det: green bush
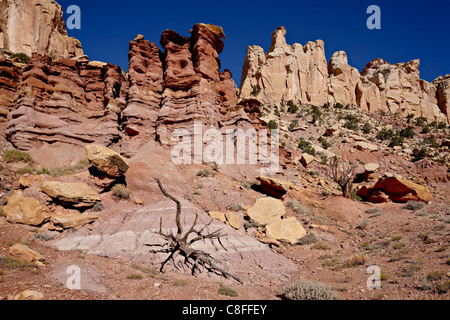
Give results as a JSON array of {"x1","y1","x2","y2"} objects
[
  {"x1": 283, "y1": 279, "x2": 340, "y2": 300},
  {"x1": 218, "y1": 285, "x2": 238, "y2": 297},
  {"x1": 399, "y1": 127, "x2": 415, "y2": 139},
  {"x1": 361, "y1": 122, "x2": 372, "y2": 134},
  {"x1": 298, "y1": 138, "x2": 316, "y2": 156},
  {"x1": 16, "y1": 166, "x2": 34, "y2": 175},
  {"x1": 376, "y1": 128, "x2": 395, "y2": 141},
  {"x1": 268, "y1": 120, "x2": 278, "y2": 130},
  {"x1": 197, "y1": 169, "x2": 214, "y2": 178},
  {"x1": 4, "y1": 149, "x2": 33, "y2": 163},
  {"x1": 287, "y1": 101, "x2": 299, "y2": 114},
  {"x1": 10, "y1": 53, "x2": 30, "y2": 64},
  {"x1": 388, "y1": 134, "x2": 404, "y2": 148}
]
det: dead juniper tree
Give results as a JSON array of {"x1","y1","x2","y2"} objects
[
  {"x1": 146, "y1": 178, "x2": 242, "y2": 284},
  {"x1": 329, "y1": 156, "x2": 355, "y2": 199}
]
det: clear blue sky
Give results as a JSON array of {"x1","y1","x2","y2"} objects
[{"x1": 59, "y1": 0, "x2": 450, "y2": 85}]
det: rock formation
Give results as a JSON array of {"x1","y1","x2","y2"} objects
[
  {"x1": 5, "y1": 54, "x2": 127, "y2": 151},
  {"x1": 0, "y1": 0, "x2": 83, "y2": 59},
  {"x1": 0, "y1": 59, "x2": 21, "y2": 114},
  {"x1": 327, "y1": 51, "x2": 360, "y2": 107},
  {"x1": 357, "y1": 58, "x2": 447, "y2": 122},
  {"x1": 156, "y1": 24, "x2": 251, "y2": 147},
  {"x1": 433, "y1": 75, "x2": 450, "y2": 123},
  {"x1": 240, "y1": 27, "x2": 328, "y2": 107},
  {"x1": 239, "y1": 27, "x2": 450, "y2": 124}
]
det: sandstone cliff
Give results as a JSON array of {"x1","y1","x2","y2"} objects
[
  {"x1": 240, "y1": 27, "x2": 449, "y2": 124},
  {"x1": 240, "y1": 27, "x2": 328, "y2": 107},
  {"x1": 0, "y1": 0, "x2": 83, "y2": 59},
  {"x1": 3, "y1": 24, "x2": 252, "y2": 160}
]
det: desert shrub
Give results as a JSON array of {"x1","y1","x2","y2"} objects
[
  {"x1": 313, "y1": 241, "x2": 331, "y2": 250},
  {"x1": 361, "y1": 122, "x2": 372, "y2": 134},
  {"x1": 4, "y1": 149, "x2": 33, "y2": 163},
  {"x1": 343, "y1": 254, "x2": 367, "y2": 268},
  {"x1": 365, "y1": 207, "x2": 380, "y2": 214},
  {"x1": 414, "y1": 117, "x2": 428, "y2": 127},
  {"x1": 334, "y1": 103, "x2": 344, "y2": 109},
  {"x1": 196, "y1": 169, "x2": 214, "y2": 178},
  {"x1": 268, "y1": 120, "x2": 278, "y2": 131},
  {"x1": 423, "y1": 136, "x2": 440, "y2": 148},
  {"x1": 92, "y1": 202, "x2": 105, "y2": 212},
  {"x1": 126, "y1": 273, "x2": 143, "y2": 280},
  {"x1": 37, "y1": 167, "x2": 51, "y2": 175},
  {"x1": 298, "y1": 233, "x2": 318, "y2": 245},
  {"x1": 318, "y1": 136, "x2": 331, "y2": 150},
  {"x1": 298, "y1": 138, "x2": 316, "y2": 156},
  {"x1": 251, "y1": 86, "x2": 260, "y2": 96},
  {"x1": 10, "y1": 53, "x2": 30, "y2": 64},
  {"x1": 344, "y1": 114, "x2": 360, "y2": 130},
  {"x1": 15, "y1": 166, "x2": 34, "y2": 175},
  {"x1": 403, "y1": 201, "x2": 425, "y2": 211},
  {"x1": 356, "y1": 220, "x2": 369, "y2": 230},
  {"x1": 311, "y1": 106, "x2": 322, "y2": 124},
  {"x1": 426, "y1": 271, "x2": 444, "y2": 282},
  {"x1": 288, "y1": 120, "x2": 299, "y2": 131},
  {"x1": 376, "y1": 128, "x2": 395, "y2": 141},
  {"x1": 287, "y1": 101, "x2": 299, "y2": 114},
  {"x1": 226, "y1": 204, "x2": 242, "y2": 211},
  {"x1": 283, "y1": 279, "x2": 340, "y2": 300},
  {"x1": 111, "y1": 184, "x2": 131, "y2": 200},
  {"x1": 218, "y1": 285, "x2": 238, "y2": 297},
  {"x1": 388, "y1": 134, "x2": 404, "y2": 148},
  {"x1": 402, "y1": 256, "x2": 423, "y2": 277},
  {"x1": 437, "y1": 281, "x2": 450, "y2": 294},
  {"x1": 399, "y1": 126, "x2": 415, "y2": 139}
]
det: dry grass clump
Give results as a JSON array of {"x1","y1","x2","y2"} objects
[
  {"x1": 111, "y1": 184, "x2": 131, "y2": 200},
  {"x1": 283, "y1": 279, "x2": 340, "y2": 300}
]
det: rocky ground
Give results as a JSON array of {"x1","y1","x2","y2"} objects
[{"x1": 1, "y1": 103, "x2": 449, "y2": 301}]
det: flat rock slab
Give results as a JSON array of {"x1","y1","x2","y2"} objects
[{"x1": 53, "y1": 199, "x2": 297, "y2": 284}]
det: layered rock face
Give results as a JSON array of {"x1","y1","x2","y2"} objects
[
  {"x1": 5, "y1": 53, "x2": 127, "y2": 150},
  {"x1": 357, "y1": 59, "x2": 447, "y2": 122},
  {"x1": 240, "y1": 27, "x2": 449, "y2": 123},
  {"x1": 433, "y1": 75, "x2": 450, "y2": 123},
  {"x1": 327, "y1": 51, "x2": 360, "y2": 107},
  {"x1": 0, "y1": 59, "x2": 21, "y2": 114},
  {"x1": 240, "y1": 27, "x2": 328, "y2": 107},
  {"x1": 156, "y1": 24, "x2": 251, "y2": 146},
  {"x1": 0, "y1": 0, "x2": 83, "y2": 59}
]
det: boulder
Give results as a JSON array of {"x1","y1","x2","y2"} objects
[
  {"x1": 225, "y1": 212, "x2": 241, "y2": 230},
  {"x1": 364, "y1": 163, "x2": 380, "y2": 172},
  {"x1": 51, "y1": 212, "x2": 98, "y2": 229},
  {"x1": 2, "y1": 191, "x2": 50, "y2": 226},
  {"x1": 14, "y1": 290, "x2": 44, "y2": 301},
  {"x1": 265, "y1": 217, "x2": 307, "y2": 245},
  {"x1": 357, "y1": 177, "x2": 433, "y2": 204},
  {"x1": 245, "y1": 197, "x2": 285, "y2": 226},
  {"x1": 355, "y1": 141, "x2": 378, "y2": 152},
  {"x1": 301, "y1": 154, "x2": 316, "y2": 168},
  {"x1": 85, "y1": 144, "x2": 129, "y2": 177},
  {"x1": 257, "y1": 176, "x2": 292, "y2": 198},
  {"x1": 9, "y1": 244, "x2": 44, "y2": 263},
  {"x1": 40, "y1": 181, "x2": 101, "y2": 208}
]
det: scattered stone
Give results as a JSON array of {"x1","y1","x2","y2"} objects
[
  {"x1": 14, "y1": 290, "x2": 44, "y2": 301},
  {"x1": 208, "y1": 211, "x2": 227, "y2": 223},
  {"x1": 41, "y1": 181, "x2": 101, "y2": 208},
  {"x1": 355, "y1": 141, "x2": 378, "y2": 152},
  {"x1": 364, "y1": 163, "x2": 380, "y2": 172},
  {"x1": 225, "y1": 212, "x2": 241, "y2": 230},
  {"x1": 357, "y1": 177, "x2": 433, "y2": 203},
  {"x1": 2, "y1": 191, "x2": 51, "y2": 226},
  {"x1": 301, "y1": 154, "x2": 316, "y2": 168},
  {"x1": 85, "y1": 144, "x2": 129, "y2": 178},
  {"x1": 246, "y1": 197, "x2": 285, "y2": 226},
  {"x1": 257, "y1": 176, "x2": 292, "y2": 198},
  {"x1": 51, "y1": 212, "x2": 98, "y2": 229},
  {"x1": 265, "y1": 217, "x2": 307, "y2": 245},
  {"x1": 9, "y1": 244, "x2": 44, "y2": 263}
]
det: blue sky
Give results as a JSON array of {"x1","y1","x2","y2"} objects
[{"x1": 59, "y1": 0, "x2": 450, "y2": 85}]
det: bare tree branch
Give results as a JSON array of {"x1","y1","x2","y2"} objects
[{"x1": 147, "y1": 178, "x2": 242, "y2": 284}]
